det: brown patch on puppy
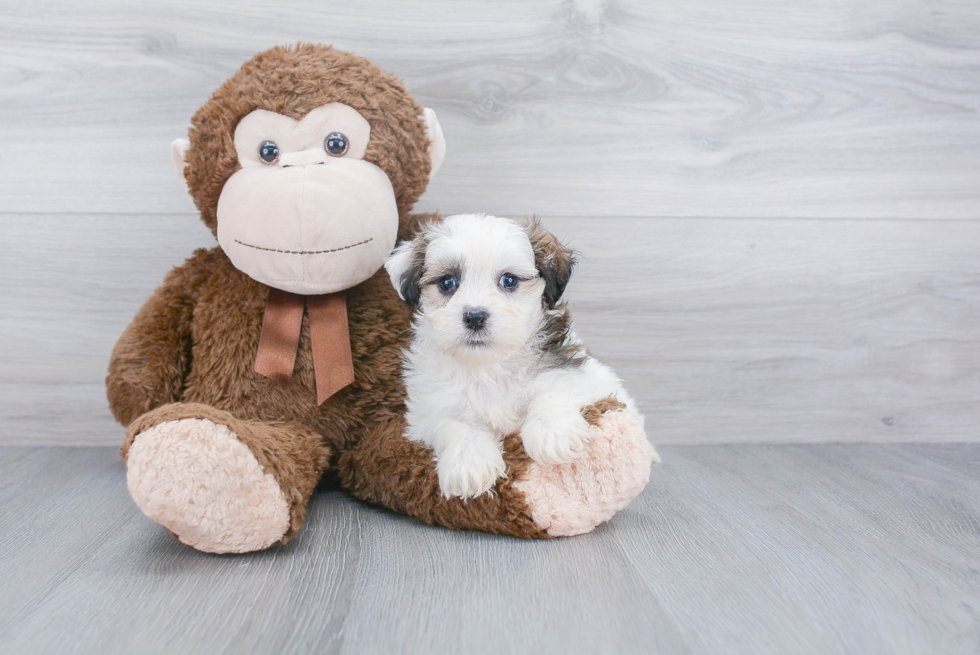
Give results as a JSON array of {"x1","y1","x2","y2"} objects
[
  {"x1": 536, "y1": 303, "x2": 588, "y2": 369},
  {"x1": 391, "y1": 214, "x2": 445, "y2": 309},
  {"x1": 397, "y1": 244, "x2": 427, "y2": 310},
  {"x1": 523, "y1": 217, "x2": 576, "y2": 308}
]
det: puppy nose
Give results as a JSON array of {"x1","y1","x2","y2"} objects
[{"x1": 463, "y1": 308, "x2": 489, "y2": 332}]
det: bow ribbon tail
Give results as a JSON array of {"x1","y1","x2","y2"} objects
[
  {"x1": 254, "y1": 288, "x2": 306, "y2": 386},
  {"x1": 308, "y1": 291, "x2": 355, "y2": 405}
]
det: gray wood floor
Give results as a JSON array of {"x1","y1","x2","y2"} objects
[{"x1": 1, "y1": 444, "x2": 978, "y2": 655}]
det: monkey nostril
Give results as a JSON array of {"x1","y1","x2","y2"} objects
[{"x1": 462, "y1": 309, "x2": 489, "y2": 332}]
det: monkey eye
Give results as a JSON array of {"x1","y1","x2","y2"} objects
[
  {"x1": 498, "y1": 273, "x2": 519, "y2": 291},
  {"x1": 437, "y1": 275, "x2": 458, "y2": 295},
  {"x1": 258, "y1": 141, "x2": 280, "y2": 165},
  {"x1": 324, "y1": 132, "x2": 349, "y2": 157}
]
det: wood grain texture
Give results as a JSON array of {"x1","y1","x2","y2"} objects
[
  {"x1": 1, "y1": 0, "x2": 979, "y2": 218},
  {"x1": 2, "y1": 213, "x2": 978, "y2": 446},
  {"x1": 618, "y1": 443, "x2": 980, "y2": 654},
  {"x1": 552, "y1": 216, "x2": 980, "y2": 444},
  {"x1": 3, "y1": 6, "x2": 978, "y2": 653},
  {"x1": 0, "y1": 214, "x2": 215, "y2": 445},
  {"x1": 0, "y1": 444, "x2": 977, "y2": 654}
]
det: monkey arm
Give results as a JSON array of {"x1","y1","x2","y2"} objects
[
  {"x1": 106, "y1": 248, "x2": 219, "y2": 426},
  {"x1": 336, "y1": 399, "x2": 654, "y2": 539},
  {"x1": 336, "y1": 415, "x2": 550, "y2": 539}
]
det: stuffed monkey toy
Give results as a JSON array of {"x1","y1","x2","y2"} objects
[{"x1": 107, "y1": 44, "x2": 654, "y2": 553}]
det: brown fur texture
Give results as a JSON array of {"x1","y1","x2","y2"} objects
[
  {"x1": 122, "y1": 402, "x2": 330, "y2": 543},
  {"x1": 536, "y1": 303, "x2": 589, "y2": 369},
  {"x1": 337, "y1": 418, "x2": 549, "y2": 539},
  {"x1": 107, "y1": 45, "x2": 632, "y2": 548},
  {"x1": 582, "y1": 397, "x2": 628, "y2": 426},
  {"x1": 183, "y1": 44, "x2": 432, "y2": 240}
]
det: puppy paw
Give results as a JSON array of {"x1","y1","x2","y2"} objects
[
  {"x1": 521, "y1": 404, "x2": 592, "y2": 465},
  {"x1": 436, "y1": 434, "x2": 506, "y2": 500}
]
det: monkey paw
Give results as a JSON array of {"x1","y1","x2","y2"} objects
[
  {"x1": 514, "y1": 400, "x2": 658, "y2": 537},
  {"x1": 126, "y1": 418, "x2": 291, "y2": 554}
]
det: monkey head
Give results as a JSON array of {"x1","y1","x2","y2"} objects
[{"x1": 171, "y1": 45, "x2": 446, "y2": 294}]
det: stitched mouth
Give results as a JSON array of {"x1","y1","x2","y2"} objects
[{"x1": 234, "y1": 238, "x2": 373, "y2": 255}]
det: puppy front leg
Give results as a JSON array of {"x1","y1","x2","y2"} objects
[
  {"x1": 522, "y1": 359, "x2": 637, "y2": 465},
  {"x1": 521, "y1": 392, "x2": 593, "y2": 465},
  {"x1": 433, "y1": 419, "x2": 506, "y2": 500}
]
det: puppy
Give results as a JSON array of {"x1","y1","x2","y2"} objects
[{"x1": 385, "y1": 213, "x2": 655, "y2": 500}]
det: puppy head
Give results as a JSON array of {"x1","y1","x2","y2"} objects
[{"x1": 385, "y1": 213, "x2": 575, "y2": 366}]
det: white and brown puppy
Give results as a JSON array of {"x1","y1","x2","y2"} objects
[{"x1": 385, "y1": 213, "x2": 653, "y2": 500}]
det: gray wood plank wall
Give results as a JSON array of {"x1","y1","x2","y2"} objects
[{"x1": 2, "y1": 0, "x2": 978, "y2": 445}]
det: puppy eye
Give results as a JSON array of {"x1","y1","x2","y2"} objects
[
  {"x1": 324, "y1": 132, "x2": 349, "y2": 157},
  {"x1": 258, "y1": 141, "x2": 280, "y2": 165},
  {"x1": 437, "y1": 275, "x2": 458, "y2": 295},
  {"x1": 498, "y1": 273, "x2": 519, "y2": 291}
]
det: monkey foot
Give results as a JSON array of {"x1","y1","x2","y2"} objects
[
  {"x1": 126, "y1": 418, "x2": 291, "y2": 554},
  {"x1": 514, "y1": 400, "x2": 658, "y2": 537}
]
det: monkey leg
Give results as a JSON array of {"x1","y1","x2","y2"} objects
[
  {"x1": 337, "y1": 398, "x2": 656, "y2": 538},
  {"x1": 121, "y1": 403, "x2": 330, "y2": 554}
]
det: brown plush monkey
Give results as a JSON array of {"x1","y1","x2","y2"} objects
[{"x1": 107, "y1": 44, "x2": 654, "y2": 553}]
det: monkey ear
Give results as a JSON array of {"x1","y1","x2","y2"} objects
[
  {"x1": 385, "y1": 239, "x2": 425, "y2": 309},
  {"x1": 421, "y1": 108, "x2": 446, "y2": 179},
  {"x1": 171, "y1": 138, "x2": 191, "y2": 193},
  {"x1": 524, "y1": 218, "x2": 577, "y2": 308}
]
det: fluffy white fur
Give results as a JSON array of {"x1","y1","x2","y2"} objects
[{"x1": 386, "y1": 213, "x2": 647, "y2": 500}]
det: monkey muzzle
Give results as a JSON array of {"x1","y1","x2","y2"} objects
[{"x1": 216, "y1": 157, "x2": 399, "y2": 295}]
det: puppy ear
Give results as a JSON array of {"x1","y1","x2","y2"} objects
[
  {"x1": 385, "y1": 238, "x2": 425, "y2": 309},
  {"x1": 523, "y1": 217, "x2": 576, "y2": 308}
]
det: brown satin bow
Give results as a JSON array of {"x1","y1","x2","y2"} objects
[{"x1": 253, "y1": 288, "x2": 355, "y2": 405}]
